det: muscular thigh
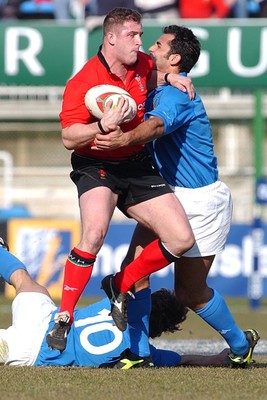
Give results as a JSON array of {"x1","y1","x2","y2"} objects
[{"x1": 127, "y1": 192, "x2": 192, "y2": 246}]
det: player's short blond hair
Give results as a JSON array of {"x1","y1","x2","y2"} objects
[{"x1": 103, "y1": 7, "x2": 142, "y2": 36}]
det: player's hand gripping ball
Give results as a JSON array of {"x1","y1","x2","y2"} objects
[{"x1": 85, "y1": 84, "x2": 137, "y2": 123}]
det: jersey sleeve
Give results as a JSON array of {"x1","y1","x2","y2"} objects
[
  {"x1": 145, "y1": 86, "x2": 192, "y2": 135},
  {"x1": 150, "y1": 344, "x2": 182, "y2": 367},
  {"x1": 59, "y1": 79, "x2": 93, "y2": 128}
]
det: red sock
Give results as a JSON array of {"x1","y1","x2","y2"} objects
[
  {"x1": 114, "y1": 239, "x2": 178, "y2": 293},
  {"x1": 59, "y1": 247, "x2": 95, "y2": 323}
]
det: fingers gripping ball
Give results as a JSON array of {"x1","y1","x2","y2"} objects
[{"x1": 85, "y1": 84, "x2": 137, "y2": 123}]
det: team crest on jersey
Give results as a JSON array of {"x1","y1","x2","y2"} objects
[
  {"x1": 135, "y1": 74, "x2": 145, "y2": 92},
  {"x1": 98, "y1": 169, "x2": 106, "y2": 179}
]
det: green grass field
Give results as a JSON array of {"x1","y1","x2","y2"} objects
[{"x1": 1, "y1": 295, "x2": 267, "y2": 400}]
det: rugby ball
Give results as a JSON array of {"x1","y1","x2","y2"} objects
[{"x1": 84, "y1": 84, "x2": 137, "y2": 123}]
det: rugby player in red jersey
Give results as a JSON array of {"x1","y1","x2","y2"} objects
[{"x1": 46, "y1": 7, "x2": 195, "y2": 352}]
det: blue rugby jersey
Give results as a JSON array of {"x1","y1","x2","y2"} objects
[
  {"x1": 34, "y1": 294, "x2": 182, "y2": 367},
  {"x1": 145, "y1": 73, "x2": 218, "y2": 188},
  {"x1": 34, "y1": 298, "x2": 129, "y2": 367}
]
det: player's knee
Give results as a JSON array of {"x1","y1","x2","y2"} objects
[
  {"x1": 178, "y1": 229, "x2": 195, "y2": 255},
  {"x1": 168, "y1": 230, "x2": 195, "y2": 257},
  {"x1": 176, "y1": 285, "x2": 212, "y2": 310},
  {"x1": 184, "y1": 230, "x2": 195, "y2": 252},
  {"x1": 80, "y1": 228, "x2": 106, "y2": 251}
]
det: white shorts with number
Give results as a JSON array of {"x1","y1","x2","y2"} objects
[
  {"x1": 171, "y1": 181, "x2": 233, "y2": 257},
  {"x1": 3, "y1": 292, "x2": 56, "y2": 366}
]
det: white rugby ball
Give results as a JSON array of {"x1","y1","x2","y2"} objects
[{"x1": 84, "y1": 84, "x2": 137, "y2": 123}]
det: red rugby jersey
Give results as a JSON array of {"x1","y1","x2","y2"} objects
[{"x1": 60, "y1": 50, "x2": 153, "y2": 160}]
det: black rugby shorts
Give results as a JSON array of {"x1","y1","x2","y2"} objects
[{"x1": 70, "y1": 151, "x2": 172, "y2": 215}]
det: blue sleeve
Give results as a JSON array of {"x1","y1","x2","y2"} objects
[
  {"x1": 145, "y1": 87, "x2": 192, "y2": 135},
  {"x1": 150, "y1": 344, "x2": 182, "y2": 367},
  {"x1": 0, "y1": 246, "x2": 27, "y2": 284}
]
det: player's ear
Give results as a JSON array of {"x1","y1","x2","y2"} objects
[
  {"x1": 169, "y1": 54, "x2": 181, "y2": 67},
  {"x1": 107, "y1": 31, "x2": 115, "y2": 45}
]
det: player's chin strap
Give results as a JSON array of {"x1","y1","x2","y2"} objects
[{"x1": 0, "y1": 237, "x2": 9, "y2": 251}]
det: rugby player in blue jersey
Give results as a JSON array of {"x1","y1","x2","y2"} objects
[
  {"x1": 93, "y1": 25, "x2": 260, "y2": 368},
  {"x1": 0, "y1": 240, "x2": 230, "y2": 368}
]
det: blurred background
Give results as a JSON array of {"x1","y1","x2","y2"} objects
[{"x1": 0, "y1": 0, "x2": 267, "y2": 305}]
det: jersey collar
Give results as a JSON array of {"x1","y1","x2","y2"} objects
[{"x1": 97, "y1": 46, "x2": 111, "y2": 72}]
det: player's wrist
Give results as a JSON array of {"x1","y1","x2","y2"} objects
[
  {"x1": 164, "y1": 73, "x2": 170, "y2": 84},
  {"x1": 97, "y1": 119, "x2": 109, "y2": 134}
]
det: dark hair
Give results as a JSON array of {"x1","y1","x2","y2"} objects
[
  {"x1": 163, "y1": 25, "x2": 201, "y2": 73},
  {"x1": 149, "y1": 288, "x2": 188, "y2": 339},
  {"x1": 103, "y1": 8, "x2": 142, "y2": 35}
]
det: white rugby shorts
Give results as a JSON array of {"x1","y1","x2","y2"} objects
[
  {"x1": 171, "y1": 181, "x2": 233, "y2": 257},
  {"x1": 4, "y1": 292, "x2": 56, "y2": 366}
]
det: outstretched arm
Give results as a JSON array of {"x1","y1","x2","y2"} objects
[
  {"x1": 93, "y1": 116, "x2": 164, "y2": 151},
  {"x1": 151, "y1": 347, "x2": 230, "y2": 367},
  {"x1": 149, "y1": 71, "x2": 195, "y2": 100},
  {"x1": 180, "y1": 349, "x2": 230, "y2": 366}
]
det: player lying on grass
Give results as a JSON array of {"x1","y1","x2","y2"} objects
[{"x1": 0, "y1": 238, "x2": 231, "y2": 368}]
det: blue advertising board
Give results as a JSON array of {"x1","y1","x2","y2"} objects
[
  {"x1": 87, "y1": 223, "x2": 267, "y2": 298},
  {"x1": 256, "y1": 177, "x2": 267, "y2": 205},
  {"x1": 6, "y1": 219, "x2": 267, "y2": 299}
]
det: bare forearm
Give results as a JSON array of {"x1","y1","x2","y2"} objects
[
  {"x1": 62, "y1": 123, "x2": 99, "y2": 150},
  {"x1": 180, "y1": 349, "x2": 230, "y2": 367},
  {"x1": 148, "y1": 71, "x2": 194, "y2": 99},
  {"x1": 122, "y1": 117, "x2": 164, "y2": 146},
  {"x1": 92, "y1": 117, "x2": 164, "y2": 151}
]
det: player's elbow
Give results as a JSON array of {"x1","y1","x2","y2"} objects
[
  {"x1": 62, "y1": 137, "x2": 75, "y2": 150},
  {"x1": 62, "y1": 127, "x2": 75, "y2": 150},
  {"x1": 149, "y1": 116, "x2": 164, "y2": 138}
]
